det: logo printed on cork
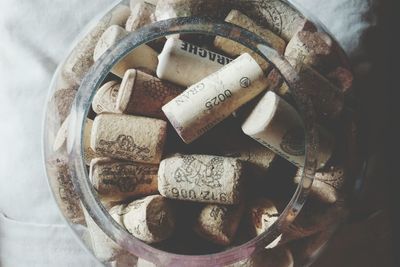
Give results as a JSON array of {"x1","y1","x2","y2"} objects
[{"x1": 280, "y1": 127, "x2": 305, "y2": 156}]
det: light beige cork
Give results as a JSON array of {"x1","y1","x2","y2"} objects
[
  {"x1": 126, "y1": 1, "x2": 156, "y2": 32},
  {"x1": 93, "y1": 25, "x2": 158, "y2": 78},
  {"x1": 194, "y1": 203, "x2": 244, "y2": 246},
  {"x1": 92, "y1": 80, "x2": 121, "y2": 114},
  {"x1": 248, "y1": 198, "x2": 280, "y2": 237},
  {"x1": 227, "y1": 247, "x2": 294, "y2": 267},
  {"x1": 137, "y1": 258, "x2": 157, "y2": 267},
  {"x1": 157, "y1": 38, "x2": 233, "y2": 87},
  {"x1": 214, "y1": 10, "x2": 286, "y2": 71},
  {"x1": 162, "y1": 53, "x2": 270, "y2": 144},
  {"x1": 242, "y1": 91, "x2": 334, "y2": 169},
  {"x1": 91, "y1": 113, "x2": 167, "y2": 164},
  {"x1": 51, "y1": 87, "x2": 77, "y2": 123},
  {"x1": 46, "y1": 156, "x2": 85, "y2": 225},
  {"x1": 327, "y1": 66, "x2": 354, "y2": 94},
  {"x1": 116, "y1": 69, "x2": 183, "y2": 119},
  {"x1": 285, "y1": 30, "x2": 335, "y2": 72},
  {"x1": 158, "y1": 154, "x2": 244, "y2": 205},
  {"x1": 110, "y1": 195, "x2": 176, "y2": 243},
  {"x1": 89, "y1": 157, "x2": 158, "y2": 202},
  {"x1": 242, "y1": 0, "x2": 316, "y2": 41},
  {"x1": 53, "y1": 116, "x2": 97, "y2": 166},
  {"x1": 62, "y1": 5, "x2": 131, "y2": 84},
  {"x1": 154, "y1": 0, "x2": 228, "y2": 21},
  {"x1": 294, "y1": 165, "x2": 346, "y2": 204}
]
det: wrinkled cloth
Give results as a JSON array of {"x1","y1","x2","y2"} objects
[{"x1": 0, "y1": 0, "x2": 379, "y2": 266}]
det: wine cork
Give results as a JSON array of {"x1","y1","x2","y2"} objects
[
  {"x1": 227, "y1": 247, "x2": 294, "y2": 267},
  {"x1": 284, "y1": 30, "x2": 336, "y2": 73},
  {"x1": 294, "y1": 165, "x2": 346, "y2": 204},
  {"x1": 126, "y1": 1, "x2": 156, "y2": 32},
  {"x1": 242, "y1": 91, "x2": 334, "y2": 169},
  {"x1": 162, "y1": 53, "x2": 270, "y2": 144},
  {"x1": 194, "y1": 204, "x2": 244, "y2": 245},
  {"x1": 158, "y1": 154, "x2": 244, "y2": 204},
  {"x1": 62, "y1": 5, "x2": 130, "y2": 84},
  {"x1": 137, "y1": 258, "x2": 157, "y2": 267},
  {"x1": 298, "y1": 65, "x2": 344, "y2": 119},
  {"x1": 327, "y1": 66, "x2": 354, "y2": 94},
  {"x1": 157, "y1": 38, "x2": 233, "y2": 87},
  {"x1": 53, "y1": 115, "x2": 97, "y2": 165},
  {"x1": 93, "y1": 25, "x2": 158, "y2": 78},
  {"x1": 46, "y1": 156, "x2": 85, "y2": 224},
  {"x1": 116, "y1": 69, "x2": 183, "y2": 119},
  {"x1": 92, "y1": 80, "x2": 121, "y2": 114},
  {"x1": 91, "y1": 113, "x2": 167, "y2": 164},
  {"x1": 214, "y1": 10, "x2": 286, "y2": 71},
  {"x1": 89, "y1": 158, "x2": 158, "y2": 202},
  {"x1": 249, "y1": 198, "x2": 280, "y2": 237},
  {"x1": 243, "y1": 0, "x2": 316, "y2": 41},
  {"x1": 51, "y1": 87, "x2": 77, "y2": 122},
  {"x1": 154, "y1": 0, "x2": 229, "y2": 21},
  {"x1": 110, "y1": 195, "x2": 176, "y2": 243}
]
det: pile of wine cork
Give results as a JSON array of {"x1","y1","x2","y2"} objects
[{"x1": 48, "y1": 0, "x2": 357, "y2": 265}]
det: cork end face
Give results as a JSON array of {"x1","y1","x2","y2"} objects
[
  {"x1": 242, "y1": 91, "x2": 279, "y2": 136},
  {"x1": 116, "y1": 69, "x2": 137, "y2": 113},
  {"x1": 92, "y1": 81, "x2": 119, "y2": 114},
  {"x1": 53, "y1": 114, "x2": 71, "y2": 151},
  {"x1": 146, "y1": 196, "x2": 176, "y2": 242},
  {"x1": 156, "y1": 37, "x2": 176, "y2": 83},
  {"x1": 93, "y1": 25, "x2": 128, "y2": 61}
]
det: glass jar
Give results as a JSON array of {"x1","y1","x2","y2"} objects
[{"x1": 43, "y1": 0, "x2": 364, "y2": 266}]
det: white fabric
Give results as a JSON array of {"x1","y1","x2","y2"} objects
[{"x1": 0, "y1": 0, "x2": 378, "y2": 266}]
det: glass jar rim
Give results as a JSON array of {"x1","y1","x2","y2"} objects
[{"x1": 67, "y1": 17, "x2": 318, "y2": 266}]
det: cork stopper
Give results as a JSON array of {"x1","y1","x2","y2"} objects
[
  {"x1": 111, "y1": 195, "x2": 176, "y2": 243},
  {"x1": 158, "y1": 154, "x2": 244, "y2": 205},
  {"x1": 92, "y1": 80, "x2": 121, "y2": 114},
  {"x1": 242, "y1": 91, "x2": 335, "y2": 169},
  {"x1": 89, "y1": 157, "x2": 158, "y2": 202},
  {"x1": 126, "y1": 1, "x2": 156, "y2": 32},
  {"x1": 214, "y1": 9, "x2": 286, "y2": 71},
  {"x1": 194, "y1": 204, "x2": 244, "y2": 245},
  {"x1": 162, "y1": 53, "x2": 270, "y2": 144},
  {"x1": 90, "y1": 113, "x2": 167, "y2": 164},
  {"x1": 93, "y1": 25, "x2": 159, "y2": 77},
  {"x1": 157, "y1": 38, "x2": 233, "y2": 87},
  {"x1": 116, "y1": 69, "x2": 183, "y2": 119}
]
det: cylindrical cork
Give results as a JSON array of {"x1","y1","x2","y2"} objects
[
  {"x1": 154, "y1": 0, "x2": 229, "y2": 21},
  {"x1": 242, "y1": 91, "x2": 334, "y2": 169},
  {"x1": 213, "y1": 9, "x2": 286, "y2": 71},
  {"x1": 137, "y1": 258, "x2": 157, "y2": 267},
  {"x1": 126, "y1": 1, "x2": 155, "y2": 32},
  {"x1": 298, "y1": 65, "x2": 344, "y2": 119},
  {"x1": 284, "y1": 30, "x2": 336, "y2": 73},
  {"x1": 110, "y1": 195, "x2": 176, "y2": 243},
  {"x1": 294, "y1": 165, "x2": 346, "y2": 204},
  {"x1": 51, "y1": 87, "x2": 77, "y2": 123},
  {"x1": 162, "y1": 53, "x2": 270, "y2": 144},
  {"x1": 194, "y1": 203, "x2": 244, "y2": 246},
  {"x1": 248, "y1": 198, "x2": 280, "y2": 237},
  {"x1": 116, "y1": 69, "x2": 183, "y2": 119},
  {"x1": 158, "y1": 154, "x2": 244, "y2": 204},
  {"x1": 89, "y1": 158, "x2": 158, "y2": 202},
  {"x1": 93, "y1": 25, "x2": 158, "y2": 78},
  {"x1": 227, "y1": 247, "x2": 294, "y2": 267},
  {"x1": 157, "y1": 38, "x2": 233, "y2": 87},
  {"x1": 242, "y1": 0, "x2": 316, "y2": 41},
  {"x1": 46, "y1": 156, "x2": 85, "y2": 224},
  {"x1": 53, "y1": 116, "x2": 97, "y2": 166},
  {"x1": 62, "y1": 5, "x2": 130, "y2": 84},
  {"x1": 91, "y1": 113, "x2": 167, "y2": 164},
  {"x1": 92, "y1": 80, "x2": 121, "y2": 114}
]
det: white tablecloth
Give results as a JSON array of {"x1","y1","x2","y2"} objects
[{"x1": 0, "y1": 0, "x2": 378, "y2": 266}]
